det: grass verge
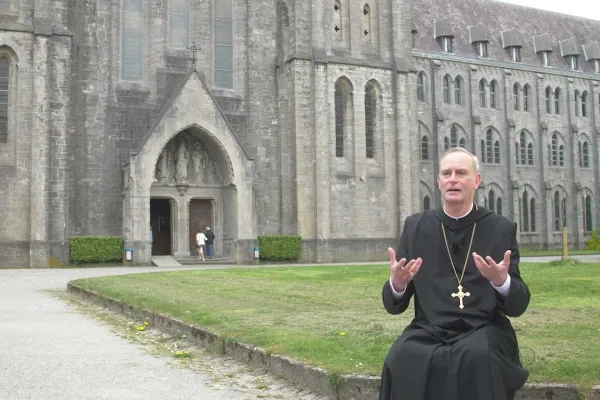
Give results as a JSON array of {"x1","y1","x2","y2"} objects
[{"x1": 70, "y1": 262, "x2": 600, "y2": 390}]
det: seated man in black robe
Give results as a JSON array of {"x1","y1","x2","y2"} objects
[{"x1": 379, "y1": 147, "x2": 531, "y2": 400}]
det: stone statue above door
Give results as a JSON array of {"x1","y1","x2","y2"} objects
[{"x1": 154, "y1": 131, "x2": 222, "y2": 185}]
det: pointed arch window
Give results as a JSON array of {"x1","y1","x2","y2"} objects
[
  {"x1": 513, "y1": 83, "x2": 520, "y2": 110},
  {"x1": 554, "y1": 88, "x2": 561, "y2": 114},
  {"x1": 417, "y1": 72, "x2": 426, "y2": 102},
  {"x1": 214, "y1": 0, "x2": 234, "y2": 88},
  {"x1": 421, "y1": 134, "x2": 429, "y2": 160},
  {"x1": 362, "y1": 4, "x2": 371, "y2": 37},
  {"x1": 0, "y1": 53, "x2": 8, "y2": 143},
  {"x1": 494, "y1": 140, "x2": 500, "y2": 164},
  {"x1": 585, "y1": 195, "x2": 593, "y2": 232},
  {"x1": 496, "y1": 197, "x2": 502, "y2": 216},
  {"x1": 581, "y1": 91, "x2": 588, "y2": 117},
  {"x1": 443, "y1": 75, "x2": 451, "y2": 104},
  {"x1": 365, "y1": 81, "x2": 377, "y2": 159},
  {"x1": 487, "y1": 190, "x2": 495, "y2": 212},
  {"x1": 479, "y1": 80, "x2": 486, "y2": 107},
  {"x1": 523, "y1": 84, "x2": 530, "y2": 111},
  {"x1": 480, "y1": 139, "x2": 485, "y2": 162},
  {"x1": 530, "y1": 197, "x2": 536, "y2": 231},
  {"x1": 450, "y1": 125, "x2": 458, "y2": 147},
  {"x1": 444, "y1": 136, "x2": 450, "y2": 151},
  {"x1": 333, "y1": 1, "x2": 344, "y2": 39},
  {"x1": 121, "y1": 0, "x2": 144, "y2": 81},
  {"x1": 485, "y1": 129, "x2": 492, "y2": 163},
  {"x1": 527, "y1": 143, "x2": 533, "y2": 165},
  {"x1": 170, "y1": 0, "x2": 190, "y2": 49},
  {"x1": 454, "y1": 76, "x2": 462, "y2": 105},
  {"x1": 582, "y1": 141, "x2": 590, "y2": 168},
  {"x1": 522, "y1": 190, "x2": 530, "y2": 231},
  {"x1": 519, "y1": 132, "x2": 526, "y2": 165},
  {"x1": 334, "y1": 78, "x2": 353, "y2": 158},
  {"x1": 574, "y1": 90, "x2": 581, "y2": 117},
  {"x1": 553, "y1": 191, "x2": 561, "y2": 231},
  {"x1": 459, "y1": 137, "x2": 466, "y2": 148},
  {"x1": 490, "y1": 80, "x2": 497, "y2": 108},
  {"x1": 423, "y1": 195, "x2": 431, "y2": 211},
  {"x1": 545, "y1": 87, "x2": 552, "y2": 114}
]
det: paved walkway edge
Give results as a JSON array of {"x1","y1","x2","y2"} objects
[{"x1": 67, "y1": 282, "x2": 594, "y2": 400}]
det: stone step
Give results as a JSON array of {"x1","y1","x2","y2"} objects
[{"x1": 175, "y1": 256, "x2": 235, "y2": 265}]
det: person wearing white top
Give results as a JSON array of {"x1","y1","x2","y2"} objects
[{"x1": 196, "y1": 231, "x2": 207, "y2": 261}]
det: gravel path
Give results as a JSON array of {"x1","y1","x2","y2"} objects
[{"x1": 0, "y1": 267, "x2": 328, "y2": 400}]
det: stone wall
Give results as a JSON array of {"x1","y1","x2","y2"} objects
[{"x1": 414, "y1": 52, "x2": 599, "y2": 250}]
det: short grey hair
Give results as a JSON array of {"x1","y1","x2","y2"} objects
[{"x1": 439, "y1": 147, "x2": 481, "y2": 174}]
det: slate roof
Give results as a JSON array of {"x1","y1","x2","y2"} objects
[{"x1": 411, "y1": 0, "x2": 600, "y2": 73}]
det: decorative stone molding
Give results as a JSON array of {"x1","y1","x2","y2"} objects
[{"x1": 436, "y1": 110, "x2": 445, "y2": 121}]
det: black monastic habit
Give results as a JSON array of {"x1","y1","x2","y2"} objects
[{"x1": 379, "y1": 204, "x2": 531, "y2": 400}]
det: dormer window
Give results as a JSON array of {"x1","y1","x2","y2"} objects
[
  {"x1": 511, "y1": 47, "x2": 521, "y2": 62},
  {"x1": 442, "y1": 36, "x2": 453, "y2": 53},
  {"x1": 477, "y1": 42, "x2": 488, "y2": 58},
  {"x1": 542, "y1": 51, "x2": 551, "y2": 66},
  {"x1": 568, "y1": 55, "x2": 579, "y2": 70}
]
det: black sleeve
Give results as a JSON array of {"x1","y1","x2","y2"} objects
[
  {"x1": 382, "y1": 218, "x2": 415, "y2": 315},
  {"x1": 499, "y1": 222, "x2": 531, "y2": 317}
]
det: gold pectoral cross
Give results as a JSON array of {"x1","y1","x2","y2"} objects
[{"x1": 452, "y1": 285, "x2": 470, "y2": 309}]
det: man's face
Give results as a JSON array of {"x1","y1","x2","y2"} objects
[{"x1": 437, "y1": 152, "x2": 481, "y2": 206}]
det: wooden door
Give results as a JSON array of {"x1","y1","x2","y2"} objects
[
  {"x1": 189, "y1": 199, "x2": 212, "y2": 255},
  {"x1": 150, "y1": 198, "x2": 172, "y2": 255}
]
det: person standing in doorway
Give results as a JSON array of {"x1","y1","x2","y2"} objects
[
  {"x1": 204, "y1": 226, "x2": 215, "y2": 259},
  {"x1": 196, "y1": 229, "x2": 207, "y2": 261}
]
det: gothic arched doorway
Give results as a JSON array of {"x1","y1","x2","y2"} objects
[
  {"x1": 150, "y1": 127, "x2": 231, "y2": 258},
  {"x1": 121, "y1": 70, "x2": 256, "y2": 265}
]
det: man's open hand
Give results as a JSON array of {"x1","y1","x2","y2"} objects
[
  {"x1": 388, "y1": 247, "x2": 422, "y2": 292},
  {"x1": 472, "y1": 250, "x2": 510, "y2": 287}
]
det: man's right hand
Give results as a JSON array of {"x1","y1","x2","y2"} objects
[{"x1": 388, "y1": 247, "x2": 422, "y2": 292}]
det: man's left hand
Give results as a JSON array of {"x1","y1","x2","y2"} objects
[{"x1": 472, "y1": 251, "x2": 510, "y2": 287}]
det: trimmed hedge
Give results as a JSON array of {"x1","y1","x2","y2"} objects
[
  {"x1": 258, "y1": 235, "x2": 302, "y2": 261},
  {"x1": 587, "y1": 228, "x2": 600, "y2": 251},
  {"x1": 70, "y1": 236, "x2": 124, "y2": 264}
]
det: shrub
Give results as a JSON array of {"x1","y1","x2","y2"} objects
[
  {"x1": 70, "y1": 236, "x2": 124, "y2": 264},
  {"x1": 257, "y1": 235, "x2": 302, "y2": 261},
  {"x1": 587, "y1": 227, "x2": 600, "y2": 251}
]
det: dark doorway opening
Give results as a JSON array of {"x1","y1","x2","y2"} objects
[
  {"x1": 150, "y1": 198, "x2": 172, "y2": 256},
  {"x1": 189, "y1": 199, "x2": 212, "y2": 256}
]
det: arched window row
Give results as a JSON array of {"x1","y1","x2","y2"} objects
[
  {"x1": 573, "y1": 90, "x2": 589, "y2": 118},
  {"x1": 519, "y1": 190, "x2": 537, "y2": 232},
  {"x1": 480, "y1": 128, "x2": 501, "y2": 164},
  {"x1": 334, "y1": 77, "x2": 383, "y2": 159},
  {"x1": 484, "y1": 189, "x2": 503, "y2": 215},
  {"x1": 443, "y1": 125, "x2": 467, "y2": 152},
  {"x1": 548, "y1": 132, "x2": 566, "y2": 167},
  {"x1": 512, "y1": 83, "x2": 532, "y2": 112},
  {"x1": 552, "y1": 190, "x2": 568, "y2": 231},
  {"x1": 516, "y1": 131, "x2": 534, "y2": 166},
  {"x1": 545, "y1": 86, "x2": 561, "y2": 115},
  {"x1": 442, "y1": 74, "x2": 465, "y2": 106},
  {"x1": 578, "y1": 139, "x2": 591, "y2": 168},
  {"x1": 479, "y1": 79, "x2": 498, "y2": 109}
]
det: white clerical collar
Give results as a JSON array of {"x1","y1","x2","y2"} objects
[{"x1": 443, "y1": 203, "x2": 477, "y2": 220}]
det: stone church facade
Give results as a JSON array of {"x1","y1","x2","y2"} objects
[{"x1": 0, "y1": 0, "x2": 598, "y2": 267}]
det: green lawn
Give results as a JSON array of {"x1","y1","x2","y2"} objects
[
  {"x1": 70, "y1": 262, "x2": 600, "y2": 389},
  {"x1": 520, "y1": 249, "x2": 599, "y2": 257}
]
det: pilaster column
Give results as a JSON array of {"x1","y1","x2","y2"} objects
[
  {"x1": 174, "y1": 195, "x2": 190, "y2": 257},
  {"x1": 29, "y1": 35, "x2": 50, "y2": 267}
]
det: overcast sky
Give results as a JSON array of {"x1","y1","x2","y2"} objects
[{"x1": 497, "y1": 0, "x2": 600, "y2": 21}]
